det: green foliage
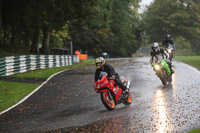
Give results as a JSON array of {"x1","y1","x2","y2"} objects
[
  {"x1": 0, "y1": 0, "x2": 142, "y2": 57},
  {"x1": 175, "y1": 49, "x2": 195, "y2": 56},
  {"x1": 108, "y1": 0, "x2": 141, "y2": 57},
  {"x1": 175, "y1": 36, "x2": 191, "y2": 49},
  {"x1": 50, "y1": 23, "x2": 71, "y2": 48},
  {"x1": 95, "y1": 0, "x2": 114, "y2": 28},
  {"x1": 70, "y1": 0, "x2": 142, "y2": 57},
  {"x1": 174, "y1": 36, "x2": 194, "y2": 56},
  {"x1": 0, "y1": 0, "x2": 97, "y2": 55},
  {"x1": 142, "y1": 0, "x2": 200, "y2": 55}
]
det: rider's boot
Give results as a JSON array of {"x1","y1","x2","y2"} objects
[
  {"x1": 115, "y1": 78, "x2": 128, "y2": 91},
  {"x1": 121, "y1": 85, "x2": 128, "y2": 91},
  {"x1": 167, "y1": 61, "x2": 174, "y2": 75}
]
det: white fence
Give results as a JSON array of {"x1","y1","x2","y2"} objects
[{"x1": 0, "y1": 55, "x2": 79, "y2": 76}]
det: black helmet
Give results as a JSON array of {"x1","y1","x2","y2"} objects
[{"x1": 166, "y1": 34, "x2": 171, "y2": 40}]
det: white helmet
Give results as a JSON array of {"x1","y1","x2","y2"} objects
[{"x1": 152, "y1": 42, "x2": 160, "y2": 52}]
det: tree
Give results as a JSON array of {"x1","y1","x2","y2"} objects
[
  {"x1": 0, "y1": 0, "x2": 97, "y2": 55},
  {"x1": 142, "y1": 0, "x2": 200, "y2": 55},
  {"x1": 109, "y1": 0, "x2": 141, "y2": 57},
  {"x1": 69, "y1": 0, "x2": 142, "y2": 57},
  {"x1": 0, "y1": 0, "x2": 142, "y2": 57}
]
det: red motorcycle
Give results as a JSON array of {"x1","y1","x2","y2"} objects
[{"x1": 94, "y1": 74, "x2": 132, "y2": 110}]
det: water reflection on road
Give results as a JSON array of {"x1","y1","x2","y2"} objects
[{"x1": 154, "y1": 89, "x2": 168, "y2": 133}]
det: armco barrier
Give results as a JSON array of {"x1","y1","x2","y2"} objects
[{"x1": 0, "y1": 55, "x2": 79, "y2": 76}]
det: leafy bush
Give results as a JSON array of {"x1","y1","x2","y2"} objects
[{"x1": 175, "y1": 36, "x2": 195, "y2": 56}]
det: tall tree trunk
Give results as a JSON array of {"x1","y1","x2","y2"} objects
[
  {"x1": 41, "y1": 27, "x2": 51, "y2": 54},
  {"x1": 30, "y1": 28, "x2": 40, "y2": 54}
]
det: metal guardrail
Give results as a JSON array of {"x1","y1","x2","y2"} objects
[{"x1": 0, "y1": 55, "x2": 79, "y2": 76}]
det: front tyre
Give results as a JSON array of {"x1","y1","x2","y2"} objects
[
  {"x1": 160, "y1": 69, "x2": 167, "y2": 86},
  {"x1": 101, "y1": 91, "x2": 115, "y2": 110}
]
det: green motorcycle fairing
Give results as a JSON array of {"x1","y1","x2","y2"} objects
[
  {"x1": 152, "y1": 59, "x2": 171, "y2": 75},
  {"x1": 160, "y1": 59, "x2": 171, "y2": 75}
]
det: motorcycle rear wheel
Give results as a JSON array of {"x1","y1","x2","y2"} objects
[{"x1": 101, "y1": 91, "x2": 115, "y2": 110}]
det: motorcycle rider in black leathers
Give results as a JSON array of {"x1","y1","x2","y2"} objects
[
  {"x1": 150, "y1": 42, "x2": 174, "y2": 74},
  {"x1": 162, "y1": 34, "x2": 176, "y2": 56},
  {"x1": 95, "y1": 57, "x2": 127, "y2": 91}
]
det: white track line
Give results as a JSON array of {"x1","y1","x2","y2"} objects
[{"x1": 0, "y1": 69, "x2": 68, "y2": 115}]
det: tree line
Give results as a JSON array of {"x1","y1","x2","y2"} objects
[
  {"x1": 0, "y1": 0, "x2": 142, "y2": 57},
  {"x1": 1, "y1": 0, "x2": 199, "y2": 58},
  {"x1": 142, "y1": 0, "x2": 200, "y2": 55}
]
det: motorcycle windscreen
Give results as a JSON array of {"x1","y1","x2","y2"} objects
[
  {"x1": 97, "y1": 72, "x2": 107, "y2": 81},
  {"x1": 154, "y1": 55, "x2": 163, "y2": 62}
]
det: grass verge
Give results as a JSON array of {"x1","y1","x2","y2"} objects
[
  {"x1": 175, "y1": 56, "x2": 200, "y2": 70},
  {"x1": 187, "y1": 128, "x2": 200, "y2": 133},
  {"x1": 0, "y1": 59, "x2": 94, "y2": 112},
  {"x1": 0, "y1": 81, "x2": 38, "y2": 112}
]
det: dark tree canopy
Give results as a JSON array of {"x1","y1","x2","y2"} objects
[
  {"x1": 0, "y1": 0, "x2": 142, "y2": 57},
  {"x1": 142, "y1": 0, "x2": 200, "y2": 55}
]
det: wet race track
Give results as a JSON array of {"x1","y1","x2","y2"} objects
[{"x1": 0, "y1": 57, "x2": 200, "y2": 132}]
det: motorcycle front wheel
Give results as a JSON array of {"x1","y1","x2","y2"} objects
[
  {"x1": 101, "y1": 91, "x2": 115, "y2": 110},
  {"x1": 160, "y1": 69, "x2": 167, "y2": 85}
]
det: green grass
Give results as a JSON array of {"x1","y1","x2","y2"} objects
[
  {"x1": 0, "y1": 81, "x2": 38, "y2": 112},
  {"x1": 188, "y1": 128, "x2": 200, "y2": 133},
  {"x1": 175, "y1": 56, "x2": 200, "y2": 70},
  {"x1": 11, "y1": 59, "x2": 95, "y2": 78}
]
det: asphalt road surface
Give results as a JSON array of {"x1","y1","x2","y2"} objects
[{"x1": 0, "y1": 57, "x2": 200, "y2": 132}]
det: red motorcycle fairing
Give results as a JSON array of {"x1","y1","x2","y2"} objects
[{"x1": 94, "y1": 74, "x2": 122, "y2": 103}]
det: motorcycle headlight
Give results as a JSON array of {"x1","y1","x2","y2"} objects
[
  {"x1": 155, "y1": 65, "x2": 160, "y2": 70},
  {"x1": 168, "y1": 49, "x2": 171, "y2": 53}
]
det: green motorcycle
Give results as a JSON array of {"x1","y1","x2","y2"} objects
[{"x1": 152, "y1": 59, "x2": 172, "y2": 85}]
